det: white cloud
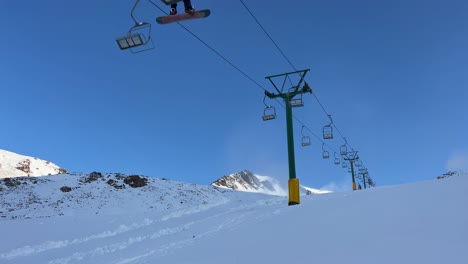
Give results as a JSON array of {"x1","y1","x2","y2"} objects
[
  {"x1": 320, "y1": 177, "x2": 352, "y2": 192},
  {"x1": 446, "y1": 152, "x2": 468, "y2": 171}
]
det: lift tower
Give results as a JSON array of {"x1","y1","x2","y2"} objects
[
  {"x1": 344, "y1": 150, "x2": 359, "y2": 191},
  {"x1": 264, "y1": 69, "x2": 311, "y2": 205}
]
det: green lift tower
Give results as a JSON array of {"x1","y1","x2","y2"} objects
[{"x1": 264, "y1": 69, "x2": 312, "y2": 206}]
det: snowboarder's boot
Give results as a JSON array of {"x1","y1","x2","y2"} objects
[{"x1": 185, "y1": 7, "x2": 195, "y2": 15}]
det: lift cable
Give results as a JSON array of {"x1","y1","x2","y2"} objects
[{"x1": 238, "y1": 0, "x2": 297, "y2": 72}]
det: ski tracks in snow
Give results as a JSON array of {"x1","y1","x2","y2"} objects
[
  {"x1": 115, "y1": 197, "x2": 285, "y2": 264},
  {"x1": 0, "y1": 198, "x2": 228, "y2": 263},
  {"x1": 49, "y1": 222, "x2": 195, "y2": 264},
  {"x1": 0, "y1": 196, "x2": 285, "y2": 264},
  {"x1": 0, "y1": 218, "x2": 156, "y2": 259}
]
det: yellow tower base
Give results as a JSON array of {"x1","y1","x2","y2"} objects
[
  {"x1": 288, "y1": 178, "x2": 300, "y2": 205},
  {"x1": 352, "y1": 182, "x2": 357, "y2": 191}
]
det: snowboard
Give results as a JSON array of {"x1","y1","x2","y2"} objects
[{"x1": 156, "y1": 9, "x2": 211, "y2": 25}]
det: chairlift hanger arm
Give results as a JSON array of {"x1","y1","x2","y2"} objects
[
  {"x1": 263, "y1": 93, "x2": 272, "y2": 106},
  {"x1": 130, "y1": 0, "x2": 142, "y2": 25},
  {"x1": 327, "y1": 114, "x2": 333, "y2": 126}
]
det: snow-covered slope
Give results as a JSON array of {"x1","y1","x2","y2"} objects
[
  {"x1": 0, "y1": 149, "x2": 66, "y2": 178},
  {"x1": 0, "y1": 173, "x2": 467, "y2": 264},
  {"x1": 0, "y1": 172, "x2": 229, "y2": 220}
]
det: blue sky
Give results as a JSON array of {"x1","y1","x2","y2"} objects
[{"x1": 1, "y1": 0, "x2": 467, "y2": 190}]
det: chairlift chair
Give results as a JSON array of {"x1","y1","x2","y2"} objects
[
  {"x1": 334, "y1": 153, "x2": 340, "y2": 165},
  {"x1": 262, "y1": 106, "x2": 276, "y2": 121},
  {"x1": 116, "y1": 0, "x2": 154, "y2": 53},
  {"x1": 341, "y1": 159, "x2": 347, "y2": 168},
  {"x1": 323, "y1": 115, "x2": 334, "y2": 139},
  {"x1": 322, "y1": 150, "x2": 330, "y2": 159},
  {"x1": 340, "y1": 138, "x2": 348, "y2": 155},
  {"x1": 340, "y1": 145, "x2": 347, "y2": 155},
  {"x1": 262, "y1": 95, "x2": 276, "y2": 121},
  {"x1": 301, "y1": 126, "x2": 311, "y2": 146},
  {"x1": 323, "y1": 125, "x2": 333, "y2": 139},
  {"x1": 322, "y1": 143, "x2": 329, "y2": 159},
  {"x1": 290, "y1": 98, "x2": 304, "y2": 108},
  {"x1": 287, "y1": 86, "x2": 304, "y2": 108}
]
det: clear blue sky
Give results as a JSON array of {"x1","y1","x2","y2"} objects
[{"x1": 1, "y1": 0, "x2": 467, "y2": 190}]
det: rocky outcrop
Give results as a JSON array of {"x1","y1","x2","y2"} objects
[
  {"x1": 80, "y1": 172, "x2": 104, "y2": 183},
  {"x1": 437, "y1": 171, "x2": 457, "y2": 179},
  {"x1": 107, "y1": 179, "x2": 125, "y2": 189},
  {"x1": 124, "y1": 175, "x2": 148, "y2": 188},
  {"x1": 15, "y1": 160, "x2": 32, "y2": 175},
  {"x1": 60, "y1": 186, "x2": 72, "y2": 192}
]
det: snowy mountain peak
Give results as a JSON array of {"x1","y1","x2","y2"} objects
[
  {"x1": 212, "y1": 170, "x2": 332, "y2": 196},
  {"x1": 211, "y1": 170, "x2": 287, "y2": 196},
  {"x1": 0, "y1": 149, "x2": 67, "y2": 179}
]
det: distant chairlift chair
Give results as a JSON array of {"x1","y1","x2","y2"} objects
[
  {"x1": 341, "y1": 158, "x2": 348, "y2": 168},
  {"x1": 262, "y1": 95, "x2": 276, "y2": 121},
  {"x1": 334, "y1": 152, "x2": 340, "y2": 165},
  {"x1": 340, "y1": 138, "x2": 348, "y2": 155},
  {"x1": 288, "y1": 87, "x2": 304, "y2": 108},
  {"x1": 301, "y1": 126, "x2": 311, "y2": 146},
  {"x1": 322, "y1": 143, "x2": 330, "y2": 159},
  {"x1": 323, "y1": 115, "x2": 334, "y2": 139}
]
